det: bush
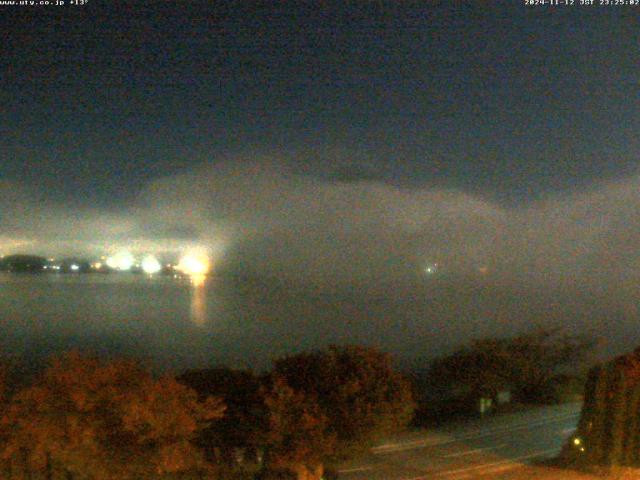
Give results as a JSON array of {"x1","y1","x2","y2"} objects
[
  {"x1": 0, "y1": 351, "x2": 225, "y2": 479},
  {"x1": 426, "y1": 328, "x2": 594, "y2": 411}
]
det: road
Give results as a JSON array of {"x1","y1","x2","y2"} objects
[{"x1": 337, "y1": 402, "x2": 581, "y2": 479}]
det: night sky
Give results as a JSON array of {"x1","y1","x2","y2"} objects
[{"x1": 1, "y1": 2, "x2": 640, "y2": 361}]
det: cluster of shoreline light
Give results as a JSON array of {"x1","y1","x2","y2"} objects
[
  {"x1": 103, "y1": 250, "x2": 211, "y2": 276},
  {"x1": 0, "y1": 250, "x2": 213, "y2": 277}
]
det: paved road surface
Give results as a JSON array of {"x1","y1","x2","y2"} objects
[{"x1": 338, "y1": 403, "x2": 581, "y2": 479}]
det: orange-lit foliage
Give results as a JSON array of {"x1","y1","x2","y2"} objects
[
  {"x1": 617, "y1": 347, "x2": 640, "y2": 386},
  {"x1": 273, "y1": 345, "x2": 415, "y2": 459},
  {"x1": 0, "y1": 364, "x2": 5, "y2": 396},
  {"x1": 0, "y1": 351, "x2": 224, "y2": 479},
  {"x1": 0, "y1": 363, "x2": 6, "y2": 406},
  {"x1": 262, "y1": 376, "x2": 333, "y2": 480}
]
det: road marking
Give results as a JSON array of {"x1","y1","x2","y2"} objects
[
  {"x1": 445, "y1": 411, "x2": 579, "y2": 440},
  {"x1": 373, "y1": 412, "x2": 579, "y2": 454},
  {"x1": 560, "y1": 427, "x2": 576, "y2": 435},
  {"x1": 377, "y1": 410, "x2": 578, "y2": 450},
  {"x1": 373, "y1": 436, "x2": 454, "y2": 453},
  {"x1": 443, "y1": 444, "x2": 507, "y2": 458},
  {"x1": 481, "y1": 463, "x2": 521, "y2": 475},
  {"x1": 337, "y1": 465, "x2": 375, "y2": 473}
]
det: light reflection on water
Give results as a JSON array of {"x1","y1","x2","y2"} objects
[
  {"x1": 0, "y1": 271, "x2": 367, "y2": 371},
  {"x1": 189, "y1": 274, "x2": 207, "y2": 327},
  {"x1": 0, "y1": 272, "x2": 228, "y2": 370},
  {"x1": 0, "y1": 270, "x2": 527, "y2": 373}
]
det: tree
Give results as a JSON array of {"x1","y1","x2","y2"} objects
[
  {"x1": 261, "y1": 377, "x2": 333, "y2": 480},
  {"x1": 178, "y1": 367, "x2": 266, "y2": 465},
  {"x1": 0, "y1": 351, "x2": 225, "y2": 479},
  {"x1": 427, "y1": 338, "x2": 510, "y2": 402},
  {"x1": 0, "y1": 362, "x2": 6, "y2": 405},
  {"x1": 0, "y1": 362, "x2": 9, "y2": 478},
  {"x1": 427, "y1": 327, "x2": 595, "y2": 406},
  {"x1": 264, "y1": 345, "x2": 415, "y2": 479},
  {"x1": 564, "y1": 347, "x2": 640, "y2": 468}
]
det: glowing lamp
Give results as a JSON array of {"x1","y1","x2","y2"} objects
[
  {"x1": 106, "y1": 251, "x2": 134, "y2": 271},
  {"x1": 141, "y1": 255, "x2": 162, "y2": 274},
  {"x1": 178, "y1": 252, "x2": 210, "y2": 276}
]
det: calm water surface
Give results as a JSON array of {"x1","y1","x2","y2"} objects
[
  {"x1": 0, "y1": 273, "x2": 257, "y2": 371},
  {"x1": 0, "y1": 272, "x2": 634, "y2": 372},
  {"x1": 0, "y1": 272, "x2": 400, "y2": 372}
]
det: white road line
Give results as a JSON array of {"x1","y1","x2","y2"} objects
[
  {"x1": 376, "y1": 410, "x2": 579, "y2": 451},
  {"x1": 337, "y1": 465, "x2": 375, "y2": 473},
  {"x1": 445, "y1": 412, "x2": 579, "y2": 440},
  {"x1": 374, "y1": 412, "x2": 579, "y2": 454},
  {"x1": 443, "y1": 443, "x2": 507, "y2": 458},
  {"x1": 481, "y1": 463, "x2": 520, "y2": 475},
  {"x1": 373, "y1": 439, "x2": 439, "y2": 454}
]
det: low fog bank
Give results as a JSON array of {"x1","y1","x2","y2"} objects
[{"x1": 2, "y1": 158, "x2": 640, "y2": 364}]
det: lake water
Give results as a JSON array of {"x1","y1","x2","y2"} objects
[
  {"x1": 0, "y1": 272, "x2": 427, "y2": 373},
  {"x1": 0, "y1": 272, "x2": 634, "y2": 373},
  {"x1": 0, "y1": 273, "x2": 220, "y2": 372}
]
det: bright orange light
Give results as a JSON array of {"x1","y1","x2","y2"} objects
[{"x1": 178, "y1": 252, "x2": 210, "y2": 276}]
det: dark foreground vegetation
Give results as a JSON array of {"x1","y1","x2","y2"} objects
[
  {"x1": 414, "y1": 328, "x2": 594, "y2": 425},
  {"x1": 0, "y1": 345, "x2": 414, "y2": 480},
  {"x1": 561, "y1": 346, "x2": 640, "y2": 472},
  {"x1": 0, "y1": 328, "x2": 594, "y2": 480}
]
